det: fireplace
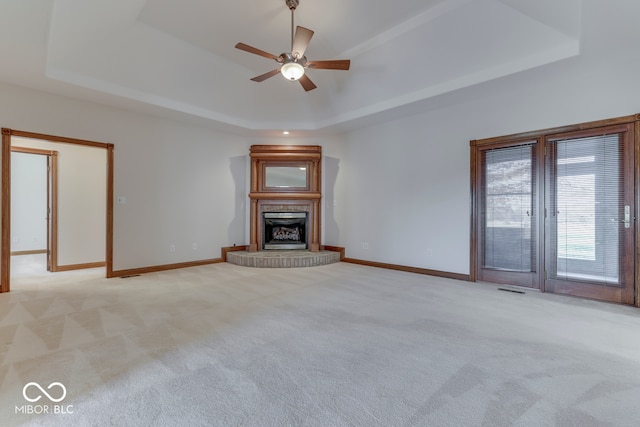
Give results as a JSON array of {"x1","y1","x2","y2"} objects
[
  {"x1": 249, "y1": 145, "x2": 321, "y2": 252},
  {"x1": 263, "y1": 212, "x2": 307, "y2": 250}
]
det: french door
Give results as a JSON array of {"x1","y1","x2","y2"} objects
[
  {"x1": 472, "y1": 117, "x2": 637, "y2": 305},
  {"x1": 476, "y1": 141, "x2": 541, "y2": 288},
  {"x1": 544, "y1": 125, "x2": 635, "y2": 304}
]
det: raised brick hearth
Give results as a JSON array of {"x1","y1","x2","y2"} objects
[{"x1": 227, "y1": 250, "x2": 340, "y2": 268}]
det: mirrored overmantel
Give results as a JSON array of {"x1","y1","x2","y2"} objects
[
  {"x1": 265, "y1": 166, "x2": 308, "y2": 189},
  {"x1": 249, "y1": 145, "x2": 322, "y2": 252}
]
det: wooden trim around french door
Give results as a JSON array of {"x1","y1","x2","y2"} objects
[
  {"x1": 470, "y1": 137, "x2": 542, "y2": 289},
  {"x1": 469, "y1": 142, "x2": 478, "y2": 283},
  {"x1": 636, "y1": 120, "x2": 640, "y2": 308},
  {"x1": 471, "y1": 113, "x2": 640, "y2": 306},
  {"x1": 543, "y1": 123, "x2": 636, "y2": 305},
  {"x1": 1, "y1": 128, "x2": 115, "y2": 292},
  {"x1": 473, "y1": 114, "x2": 640, "y2": 147}
]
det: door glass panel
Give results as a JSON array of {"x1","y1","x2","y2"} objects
[
  {"x1": 556, "y1": 173, "x2": 595, "y2": 261},
  {"x1": 551, "y1": 135, "x2": 621, "y2": 285},
  {"x1": 481, "y1": 144, "x2": 536, "y2": 272}
]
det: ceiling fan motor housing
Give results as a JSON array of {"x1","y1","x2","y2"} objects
[{"x1": 280, "y1": 52, "x2": 307, "y2": 66}]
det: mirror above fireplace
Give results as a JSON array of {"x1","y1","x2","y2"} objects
[{"x1": 265, "y1": 166, "x2": 308, "y2": 189}]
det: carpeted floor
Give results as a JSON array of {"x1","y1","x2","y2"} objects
[{"x1": 2, "y1": 261, "x2": 640, "y2": 426}]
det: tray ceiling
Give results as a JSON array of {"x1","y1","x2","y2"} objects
[{"x1": 0, "y1": 0, "x2": 588, "y2": 134}]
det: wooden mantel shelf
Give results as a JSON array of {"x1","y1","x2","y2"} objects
[
  {"x1": 250, "y1": 144, "x2": 322, "y2": 157},
  {"x1": 249, "y1": 192, "x2": 321, "y2": 200}
]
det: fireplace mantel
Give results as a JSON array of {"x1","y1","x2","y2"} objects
[{"x1": 248, "y1": 145, "x2": 321, "y2": 252}]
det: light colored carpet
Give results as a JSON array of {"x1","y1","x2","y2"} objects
[{"x1": 2, "y1": 261, "x2": 640, "y2": 426}]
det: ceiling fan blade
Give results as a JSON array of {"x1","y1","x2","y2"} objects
[
  {"x1": 291, "y1": 26, "x2": 314, "y2": 59},
  {"x1": 299, "y1": 74, "x2": 317, "y2": 92},
  {"x1": 250, "y1": 68, "x2": 282, "y2": 82},
  {"x1": 306, "y1": 60, "x2": 351, "y2": 70},
  {"x1": 235, "y1": 43, "x2": 280, "y2": 62}
]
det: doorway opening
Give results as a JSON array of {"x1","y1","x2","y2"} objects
[
  {"x1": 1, "y1": 128, "x2": 115, "y2": 292},
  {"x1": 10, "y1": 146, "x2": 57, "y2": 276}
]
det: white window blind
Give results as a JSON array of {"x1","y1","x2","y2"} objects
[
  {"x1": 481, "y1": 143, "x2": 536, "y2": 272},
  {"x1": 550, "y1": 134, "x2": 622, "y2": 285}
]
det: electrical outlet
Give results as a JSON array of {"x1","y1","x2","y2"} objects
[
  {"x1": 360, "y1": 242, "x2": 369, "y2": 250},
  {"x1": 427, "y1": 248, "x2": 433, "y2": 256},
  {"x1": 192, "y1": 243, "x2": 198, "y2": 250},
  {"x1": 170, "y1": 244, "x2": 176, "y2": 253}
]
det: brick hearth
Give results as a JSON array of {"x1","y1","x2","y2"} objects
[{"x1": 227, "y1": 250, "x2": 340, "y2": 268}]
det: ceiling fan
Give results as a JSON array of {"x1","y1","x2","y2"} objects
[{"x1": 235, "y1": 0, "x2": 350, "y2": 92}]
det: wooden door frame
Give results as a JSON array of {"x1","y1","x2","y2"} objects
[
  {"x1": 470, "y1": 138, "x2": 543, "y2": 289},
  {"x1": 471, "y1": 114, "x2": 640, "y2": 307},
  {"x1": 1, "y1": 128, "x2": 115, "y2": 292},
  {"x1": 10, "y1": 146, "x2": 58, "y2": 271},
  {"x1": 543, "y1": 123, "x2": 636, "y2": 305}
]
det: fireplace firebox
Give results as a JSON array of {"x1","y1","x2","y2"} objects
[{"x1": 263, "y1": 212, "x2": 307, "y2": 250}]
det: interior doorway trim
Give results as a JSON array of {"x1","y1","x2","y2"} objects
[{"x1": 1, "y1": 128, "x2": 115, "y2": 292}]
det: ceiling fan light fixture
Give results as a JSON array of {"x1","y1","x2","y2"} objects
[
  {"x1": 235, "y1": 0, "x2": 350, "y2": 91},
  {"x1": 281, "y1": 62, "x2": 305, "y2": 81}
]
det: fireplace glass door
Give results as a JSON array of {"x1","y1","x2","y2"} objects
[{"x1": 263, "y1": 212, "x2": 308, "y2": 250}]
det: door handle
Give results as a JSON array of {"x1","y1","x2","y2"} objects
[
  {"x1": 624, "y1": 205, "x2": 631, "y2": 228},
  {"x1": 613, "y1": 207, "x2": 632, "y2": 228}
]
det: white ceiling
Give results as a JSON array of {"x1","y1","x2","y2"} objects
[{"x1": 0, "y1": 0, "x2": 631, "y2": 136}]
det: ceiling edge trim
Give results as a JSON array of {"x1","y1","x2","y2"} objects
[
  {"x1": 318, "y1": 40, "x2": 581, "y2": 130},
  {"x1": 339, "y1": 0, "x2": 474, "y2": 58}
]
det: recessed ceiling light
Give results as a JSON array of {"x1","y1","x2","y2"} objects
[{"x1": 283, "y1": 131, "x2": 290, "y2": 135}]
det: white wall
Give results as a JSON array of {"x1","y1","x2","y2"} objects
[
  {"x1": 331, "y1": 46, "x2": 640, "y2": 275},
  {"x1": 111, "y1": 120, "x2": 250, "y2": 270},
  {"x1": 11, "y1": 152, "x2": 47, "y2": 252},
  {"x1": 2, "y1": 0, "x2": 640, "y2": 277},
  {"x1": 0, "y1": 83, "x2": 250, "y2": 271}
]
